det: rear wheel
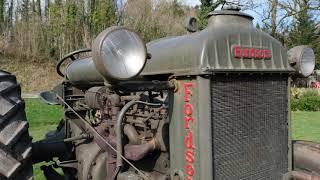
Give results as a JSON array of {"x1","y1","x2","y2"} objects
[{"x1": 0, "y1": 70, "x2": 33, "y2": 179}]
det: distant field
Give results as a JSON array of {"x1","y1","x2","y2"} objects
[{"x1": 25, "y1": 98, "x2": 320, "y2": 179}]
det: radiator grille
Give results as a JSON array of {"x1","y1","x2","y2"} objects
[{"x1": 211, "y1": 74, "x2": 288, "y2": 180}]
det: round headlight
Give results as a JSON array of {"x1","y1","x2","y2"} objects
[
  {"x1": 92, "y1": 26, "x2": 147, "y2": 81},
  {"x1": 288, "y1": 45, "x2": 315, "y2": 77}
]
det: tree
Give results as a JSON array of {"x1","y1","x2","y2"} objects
[
  {"x1": 36, "y1": 0, "x2": 41, "y2": 17},
  {"x1": 21, "y1": 0, "x2": 30, "y2": 22},
  {"x1": 45, "y1": 0, "x2": 50, "y2": 18},
  {"x1": 97, "y1": 0, "x2": 116, "y2": 32},
  {"x1": 0, "y1": 0, "x2": 195, "y2": 61},
  {"x1": 171, "y1": 0, "x2": 184, "y2": 16},
  {"x1": 271, "y1": 0, "x2": 278, "y2": 36},
  {"x1": 198, "y1": 0, "x2": 225, "y2": 29},
  {"x1": 0, "y1": 0, "x2": 4, "y2": 32},
  {"x1": 89, "y1": 0, "x2": 116, "y2": 35},
  {"x1": 89, "y1": 0, "x2": 96, "y2": 35},
  {"x1": 7, "y1": 0, "x2": 13, "y2": 40},
  {"x1": 288, "y1": 0, "x2": 320, "y2": 67}
]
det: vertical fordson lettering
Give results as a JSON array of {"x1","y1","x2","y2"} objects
[{"x1": 184, "y1": 82, "x2": 196, "y2": 180}]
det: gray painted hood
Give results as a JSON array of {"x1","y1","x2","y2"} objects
[{"x1": 142, "y1": 10, "x2": 294, "y2": 76}]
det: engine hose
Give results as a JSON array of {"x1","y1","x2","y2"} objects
[
  {"x1": 55, "y1": 95, "x2": 151, "y2": 180},
  {"x1": 116, "y1": 100, "x2": 162, "y2": 169}
]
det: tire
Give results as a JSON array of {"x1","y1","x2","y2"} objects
[{"x1": 0, "y1": 70, "x2": 33, "y2": 180}]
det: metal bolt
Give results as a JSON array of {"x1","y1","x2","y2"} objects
[{"x1": 164, "y1": 163, "x2": 168, "y2": 168}]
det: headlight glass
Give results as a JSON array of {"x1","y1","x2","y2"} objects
[
  {"x1": 93, "y1": 27, "x2": 147, "y2": 81},
  {"x1": 288, "y1": 46, "x2": 315, "y2": 77},
  {"x1": 300, "y1": 47, "x2": 315, "y2": 77}
]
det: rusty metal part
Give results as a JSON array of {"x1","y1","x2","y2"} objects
[
  {"x1": 63, "y1": 133, "x2": 92, "y2": 142},
  {"x1": 124, "y1": 139, "x2": 157, "y2": 161},
  {"x1": 106, "y1": 94, "x2": 121, "y2": 121},
  {"x1": 293, "y1": 141, "x2": 320, "y2": 174},
  {"x1": 116, "y1": 100, "x2": 162, "y2": 169},
  {"x1": 124, "y1": 124, "x2": 141, "y2": 145},
  {"x1": 117, "y1": 171, "x2": 141, "y2": 180},
  {"x1": 120, "y1": 95, "x2": 141, "y2": 101},
  {"x1": 154, "y1": 120, "x2": 169, "y2": 152},
  {"x1": 85, "y1": 86, "x2": 108, "y2": 109},
  {"x1": 94, "y1": 122, "x2": 117, "y2": 180},
  {"x1": 283, "y1": 171, "x2": 320, "y2": 180},
  {"x1": 56, "y1": 94, "x2": 150, "y2": 180},
  {"x1": 115, "y1": 80, "x2": 175, "y2": 92},
  {"x1": 170, "y1": 79, "x2": 179, "y2": 92},
  {"x1": 55, "y1": 160, "x2": 78, "y2": 169}
]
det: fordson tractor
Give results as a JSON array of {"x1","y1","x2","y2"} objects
[{"x1": 0, "y1": 7, "x2": 319, "y2": 180}]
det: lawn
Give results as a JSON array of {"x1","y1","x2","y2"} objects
[
  {"x1": 25, "y1": 98, "x2": 320, "y2": 179},
  {"x1": 292, "y1": 111, "x2": 320, "y2": 141},
  {"x1": 25, "y1": 98, "x2": 64, "y2": 180}
]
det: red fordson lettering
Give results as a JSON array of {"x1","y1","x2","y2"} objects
[
  {"x1": 234, "y1": 45, "x2": 272, "y2": 59},
  {"x1": 183, "y1": 82, "x2": 196, "y2": 180}
]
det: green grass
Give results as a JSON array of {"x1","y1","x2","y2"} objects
[
  {"x1": 25, "y1": 98, "x2": 63, "y2": 180},
  {"x1": 24, "y1": 98, "x2": 320, "y2": 179},
  {"x1": 292, "y1": 111, "x2": 320, "y2": 142}
]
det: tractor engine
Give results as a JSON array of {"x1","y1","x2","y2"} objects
[
  {"x1": 33, "y1": 7, "x2": 316, "y2": 180},
  {"x1": 64, "y1": 86, "x2": 170, "y2": 180}
]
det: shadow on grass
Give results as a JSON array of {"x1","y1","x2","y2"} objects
[{"x1": 25, "y1": 98, "x2": 64, "y2": 180}]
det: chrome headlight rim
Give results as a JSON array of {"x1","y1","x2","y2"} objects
[
  {"x1": 288, "y1": 45, "x2": 315, "y2": 77},
  {"x1": 92, "y1": 26, "x2": 147, "y2": 81}
]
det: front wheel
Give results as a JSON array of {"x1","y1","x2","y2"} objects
[{"x1": 0, "y1": 70, "x2": 33, "y2": 179}]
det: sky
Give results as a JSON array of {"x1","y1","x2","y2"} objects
[
  {"x1": 183, "y1": 0, "x2": 201, "y2": 6},
  {"x1": 182, "y1": 0, "x2": 263, "y2": 25}
]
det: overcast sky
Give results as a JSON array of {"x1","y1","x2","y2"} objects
[{"x1": 183, "y1": 0, "x2": 201, "y2": 6}]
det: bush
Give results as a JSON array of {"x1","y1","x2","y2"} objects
[
  {"x1": 291, "y1": 88, "x2": 320, "y2": 99},
  {"x1": 291, "y1": 94, "x2": 320, "y2": 111},
  {"x1": 302, "y1": 88, "x2": 320, "y2": 97}
]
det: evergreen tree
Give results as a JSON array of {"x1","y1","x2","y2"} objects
[
  {"x1": 97, "y1": 0, "x2": 116, "y2": 32},
  {"x1": 288, "y1": 3, "x2": 320, "y2": 67},
  {"x1": 289, "y1": 9, "x2": 315, "y2": 45},
  {"x1": 198, "y1": 0, "x2": 225, "y2": 29}
]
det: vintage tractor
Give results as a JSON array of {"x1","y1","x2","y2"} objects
[{"x1": 0, "y1": 7, "x2": 319, "y2": 180}]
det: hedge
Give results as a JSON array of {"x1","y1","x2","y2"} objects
[
  {"x1": 291, "y1": 96, "x2": 320, "y2": 111},
  {"x1": 291, "y1": 88, "x2": 320, "y2": 111}
]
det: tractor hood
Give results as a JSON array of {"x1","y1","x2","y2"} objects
[{"x1": 142, "y1": 9, "x2": 294, "y2": 76}]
